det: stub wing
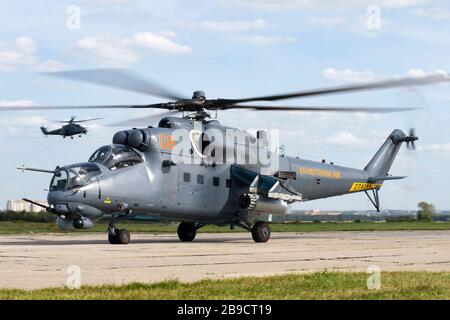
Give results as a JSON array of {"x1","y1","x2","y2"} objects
[{"x1": 231, "y1": 165, "x2": 302, "y2": 203}]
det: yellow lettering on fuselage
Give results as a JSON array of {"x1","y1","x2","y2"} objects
[
  {"x1": 298, "y1": 167, "x2": 342, "y2": 180},
  {"x1": 348, "y1": 182, "x2": 381, "y2": 192}
]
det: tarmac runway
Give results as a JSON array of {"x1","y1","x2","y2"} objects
[{"x1": 1, "y1": 231, "x2": 450, "y2": 289}]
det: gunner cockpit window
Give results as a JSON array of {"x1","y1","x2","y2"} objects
[
  {"x1": 89, "y1": 145, "x2": 142, "y2": 170},
  {"x1": 50, "y1": 163, "x2": 101, "y2": 192},
  {"x1": 50, "y1": 170, "x2": 68, "y2": 192}
]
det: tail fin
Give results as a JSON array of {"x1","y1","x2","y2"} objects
[
  {"x1": 40, "y1": 127, "x2": 48, "y2": 135},
  {"x1": 364, "y1": 129, "x2": 406, "y2": 177}
]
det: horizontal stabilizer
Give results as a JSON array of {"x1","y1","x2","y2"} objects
[{"x1": 368, "y1": 175, "x2": 407, "y2": 183}]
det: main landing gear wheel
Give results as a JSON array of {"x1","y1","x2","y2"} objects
[
  {"x1": 108, "y1": 229, "x2": 130, "y2": 245},
  {"x1": 252, "y1": 221, "x2": 271, "y2": 243},
  {"x1": 177, "y1": 222, "x2": 197, "y2": 242}
]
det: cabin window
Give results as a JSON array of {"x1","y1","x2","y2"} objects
[
  {"x1": 213, "y1": 177, "x2": 220, "y2": 187},
  {"x1": 197, "y1": 175, "x2": 204, "y2": 185},
  {"x1": 183, "y1": 172, "x2": 191, "y2": 183}
]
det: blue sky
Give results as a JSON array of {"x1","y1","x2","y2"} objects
[{"x1": 1, "y1": 0, "x2": 449, "y2": 211}]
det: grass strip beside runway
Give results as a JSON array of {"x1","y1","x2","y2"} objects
[
  {"x1": 1, "y1": 272, "x2": 449, "y2": 300},
  {"x1": 0, "y1": 221, "x2": 450, "y2": 235}
]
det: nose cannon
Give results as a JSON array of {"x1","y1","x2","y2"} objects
[{"x1": 57, "y1": 216, "x2": 94, "y2": 230}]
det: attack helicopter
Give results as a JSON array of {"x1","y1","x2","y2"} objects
[
  {"x1": 40, "y1": 116, "x2": 102, "y2": 139},
  {"x1": 4, "y1": 69, "x2": 449, "y2": 244}
]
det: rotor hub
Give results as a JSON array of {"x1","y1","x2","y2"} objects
[
  {"x1": 192, "y1": 90, "x2": 206, "y2": 101},
  {"x1": 185, "y1": 110, "x2": 211, "y2": 121}
]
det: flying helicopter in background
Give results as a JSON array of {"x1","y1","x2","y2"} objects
[
  {"x1": 3, "y1": 69, "x2": 449, "y2": 245},
  {"x1": 40, "y1": 116, "x2": 102, "y2": 139}
]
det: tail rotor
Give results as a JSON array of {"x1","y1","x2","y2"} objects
[{"x1": 405, "y1": 128, "x2": 418, "y2": 150}]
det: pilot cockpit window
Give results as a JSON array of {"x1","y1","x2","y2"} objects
[
  {"x1": 89, "y1": 145, "x2": 142, "y2": 170},
  {"x1": 89, "y1": 146, "x2": 111, "y2": 163}
]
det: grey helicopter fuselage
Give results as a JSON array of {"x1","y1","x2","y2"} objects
[
  {"x1": 41, "y1": 123, "x2": 88, "y2": 138},
  {"x1": 46, "y1": 116, "x2": 407, "y2": 230}
]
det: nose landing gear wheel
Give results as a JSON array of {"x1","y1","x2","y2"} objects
[
  {"x1": 108, "y1": 229, "x2": 130, "y2": 244},
  {"x1": 177, "y1": 222, "x2": 197, "y2": 242},
  {"x1": 251, "y1": 221, "x2": 271, "y2": 243}
]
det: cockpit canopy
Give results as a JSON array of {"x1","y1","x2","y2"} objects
[
  {"x1": 89, "y1": 144, "x2": 142, "y2": 170},
  {"x1": 50, "y1": 163, "x2": 101, "y2": 192}
]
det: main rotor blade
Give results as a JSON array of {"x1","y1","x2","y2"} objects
[
  {"x1": 109, "y1": 111, "x2": 180, "y2": 127},
  {"x1": 218, "y1": 105, "x2": 419, "y2": 113},
  {"x1": 73, "y1": 117, "x2": 103, "y2": 123},
  {"x1": 0, "y1": 103, "x2": 168, "y2": 112},
  {"x1": 218, "y1": 73, "x2": 450, "y2": 104},
  {"x1": 51, "y1": 120, "x2": 70, "y2": 123},
  {"x1": 45, "y1": 69, "x2": 186, "y2": 100}
]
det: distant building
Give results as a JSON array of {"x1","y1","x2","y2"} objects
[
  {"x1": 6, "y1": 200, "x2": 48, "y2": 213},
  {"x1": 306, "y1": 209, "x2": 341, "y2": 216}
]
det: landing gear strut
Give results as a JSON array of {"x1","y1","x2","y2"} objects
[
  {"x1": 233, "y1": 212, "x2": 271, "y2": 243},
  {"x1": 177, "y1": 222, "x2": 204, "y2": 242},
  {"x1": 108, "y1": 215, "x2": 130, "y2": 244},
  {"x1": 365, "y1": 188, "x2": 381, "y2": 212}
]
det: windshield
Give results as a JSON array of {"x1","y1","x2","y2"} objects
[
  {"x1": 89, "y1": 145, "x2": 142, "y2": 170},
  {"x1": 50, "y1": 170, "x2": 68, "y2": 192},
  {"x1": 50, "y1": 163, "x2": 101, "y2": 191}
]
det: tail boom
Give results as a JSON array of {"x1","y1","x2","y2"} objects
[{"x1": 364, "y1": 129, "x2": 407, "y2": 178}]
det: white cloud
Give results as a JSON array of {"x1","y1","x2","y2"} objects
[
  {"x1": 308, "y1": 17, "x2": 346, "y2": 27},
  {"x1": 0, "y1": 37, "x2": 68, "y2": 72},
  {"x1": 322, "y1": 68, "x2": 380, "y2": 83},
  {"x1": 326, "y1": 131, "x2": 365, "y2": 146},
  {"x1": 419, "y1": 143, "x2": 450, "y2": 156},
  {"x1": 305, "y1": 13, "x2": 393, "y2": 38},
  {"x1": 0, "y1": 115, "x2": 48, "y2": 135},
  {"x1": 236, "y1": 35, "x2": 296, "y2": 45},
  {"x1": 412, "y1": 7, "x2": 450, "y2": 20},
  {"x1": 179, "y1": 19, "x2": 266, "y2": 32},
  {"x1": 322, "y1": 68, "x2": 449, "y2": 84},
  {"x1": 0, "y1": 100, "x2": 47, "y2": 135},
  {"x1": 0, "y1": 100, "x2": 36, "y2": 107},
  {"x1": 76, "y1": 32, "x2": 191, "y2": 66},
  {"x1": 407, "y1": 68, "x2": 449, "y2": 78},
  {"x1": 158, "y1": 30, "x2": 177, "y2": 38},
  {"x1": 219, "y1": 0, "x2": 428, "y2": 11},
  {"x1": 77, "y1": 35, "x2": 138, "y2": 66},
  {"x1": 33, "y1": 59, "x2": 70, "y2": 73},
  {"x1": 14, "y1": 36, "x2": 37, "y2": 54},
  {"x1": 0, "y1": 116, "x2": 46, "y2": 126},
  {"x1": 79, "y1": 0, "x2": 134, "y2": 5},
  {"x1": 132, "y1": 32, "x2": 191, "y2": 53}
]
